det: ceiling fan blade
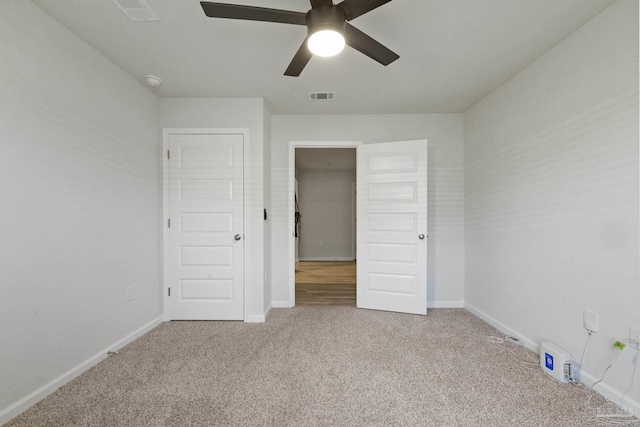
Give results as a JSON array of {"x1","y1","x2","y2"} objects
[
  {"x1": 337, "y1": 0, "x2": 392, "y2": 21},
  {"x1": 200, "y1": 2, "x2": 307, "y2": 25},
  {"x1": 344, "y1": 23, "x2": 398, "y2": 65},
  {"x1": 310, "y1": 0, "x2": 333, "y2": 7},
  {"x1": 284, "y1": 38, "x2": 313, "y2": 77}
]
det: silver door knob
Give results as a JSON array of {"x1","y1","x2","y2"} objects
[
  {"x1": 234, "y1": 234, "x2": 242, "y2": 241},
  {"x1": 418, "y1": 234, "x2": 425, "y2": 240}
]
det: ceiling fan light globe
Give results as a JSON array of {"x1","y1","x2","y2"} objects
[{"x1": 308, "y1": 29, "x2": 345, "y2": 57}]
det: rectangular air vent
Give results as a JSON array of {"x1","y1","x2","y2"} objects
[
  {"x1": 111, "y1": 0, "x2": 159, "y2": 21},
  {"x1": 309, "y1": 91, "x2": 336, "y2": 101}
]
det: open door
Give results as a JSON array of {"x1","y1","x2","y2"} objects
[{"x1": 356, "y1": 140, "x2": 428, "y2": 315}]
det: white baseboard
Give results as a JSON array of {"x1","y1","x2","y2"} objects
[
  {"x1": 428, "y1": 300, "x2": 465, "y2": 308},
  {"x1": 249, "y1": 304, "x2": 273, "y2": 323},
  {"x1": 0, "y1": 316, "x2": 162, "y2": 426},
  {"x1": 272, "y1": 301, "x2": 293, "y2": 308},
  {"x1": 271, "y1": 301, "x2": 466, "y2": 309},
  {"x1": 465, "y1": 302, "x2": 640, "y2": 417},
  {"x1": 272, "y1": 300, "x2": 465, "y2": 309},
  {"x1": 580, "y1": 371, "x2": 640, "y2": 417},
  {"x1": 464, "y1": 302, "x2": 539, "y2": 352},
  {"x1": 274, "y1": 300, "x2": 465, "y2": 309},
  {"x1": 298, "y1": 257, "x2": 355, "y2": 262}
]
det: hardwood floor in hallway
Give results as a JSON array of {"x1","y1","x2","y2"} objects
[{"x1": 295, "y1": 261, "x2": 356, "y2": 306}]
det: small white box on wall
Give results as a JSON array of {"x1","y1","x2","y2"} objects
[{"x1": 540, "y1": 341, "x2": 576, "y2": 383}]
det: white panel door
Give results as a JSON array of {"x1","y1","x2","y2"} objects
[
  {"x1": 357, "y1": 140, "x2": 428, "y2": 315},
  {"x1": 168, "y1": 133, "x2": 244, "y2": 320}
]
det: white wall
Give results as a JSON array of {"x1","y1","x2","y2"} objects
[
  {"x1": 159, "y1": 98, "x2": 267, "y2": 322},
  {"x1": 271, "y1": 114, "x2": 465, "y2": 307},
  {"x1": 464, "y1": 0, "x2": 639, "y2": 411},
  {"x1": 297, "y1": 168, "x2": 356, "y2": 260},
  {"x1": 0, "y1": 0, "x2": 161, "y2": 421}
]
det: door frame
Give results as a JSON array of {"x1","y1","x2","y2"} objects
[
  {"x1": 351, "y1": 182, "x2": 356, "y2": 260},
  {"x1": 288, "y1": 140, "x2": 362, "y2": 306},
  {"x1": 162, "y1": 128, "x2": 250, "y2": 321}
]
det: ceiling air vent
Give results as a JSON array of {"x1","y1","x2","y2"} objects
[
  {"x1": 309, "y1": 91, "x2": 336, "y2": 101},
  {"x1": 111, "y1": 0, "x2": 160, "y2": 21}
]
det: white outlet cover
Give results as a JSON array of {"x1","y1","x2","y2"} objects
[{"x1": 583, "y1": 310, "x2": 600, "y2": 333}]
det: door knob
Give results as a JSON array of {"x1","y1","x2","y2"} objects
[
  {"x1": 234, "y1": 234, "x2": 242, "y2": 241},
  {"x1": 418, "y1": 234, "x2": 425, "y2": 240}
]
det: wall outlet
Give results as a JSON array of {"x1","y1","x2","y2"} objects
[
  {"x1": 126, "y1": 286, "x2": 134, "y2": 301},
  {"x1": 630, "y1": 325, "x2": 640, "y2": 349},
  {"x1": 583, "y1": 310, "x2": 599, "y2": 333}
]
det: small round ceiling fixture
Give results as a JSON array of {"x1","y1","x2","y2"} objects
[{"x1": 144, "y1": 75, "x2": 162, "y2": 87}]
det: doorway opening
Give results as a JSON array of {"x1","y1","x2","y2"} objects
[
  {"x1": 288, "y1": 142, "x2": 361, "y2": 306},
  {"x1": 295, "y1": 261, "x2": 356, "y2": 305},
  {"x1": 289, "y1": 139, "x2": 428, "y2": 314}
]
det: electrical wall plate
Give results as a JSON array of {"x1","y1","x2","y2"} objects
[{"x1": 583, "y1": 310, "x2": 600, "y2": 333}]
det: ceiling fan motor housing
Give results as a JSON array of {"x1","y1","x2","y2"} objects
[{"x1": 306, "y1": 5, "x2": 347, "y2": 35}]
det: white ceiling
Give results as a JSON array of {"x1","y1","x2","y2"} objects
[{"x1": 30, "y1": 0, "x2": 615, "y2": 114}]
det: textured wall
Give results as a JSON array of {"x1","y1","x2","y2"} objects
[
  {"x1": 271, "y1": 114, "x2": 465, "y2": 307},
  {"x1": 464, "y1": 0, "x2": 639, "y2": 410},
  {"x1": 297, "y1": 168, "x2": 356, "y2": 260},
  {"x1": 0, "y1": 0, "x2": 161, "y2": 417}
]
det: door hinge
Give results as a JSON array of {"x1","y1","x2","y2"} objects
[
  {"x1": 167, "y1": 150, "x2": 170, "y2": 160},
  {"x1": 168, "y1": 287, "x2": 171, "y2": 297},
  {"x1": 168, "y1": 219, "x2": 170, "y2": 228}
]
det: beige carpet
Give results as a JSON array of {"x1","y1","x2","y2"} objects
[{"x1": 6, "y1": 307, "x2": 636, "y2": 426}]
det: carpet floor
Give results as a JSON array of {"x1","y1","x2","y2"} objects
[{"x1": 6, "y1": 307, "x2": 637, "y2": 426}]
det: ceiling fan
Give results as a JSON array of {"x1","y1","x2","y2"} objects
[{"x1": 200, "y1": 0, "x2": 399, "y2": 77}]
